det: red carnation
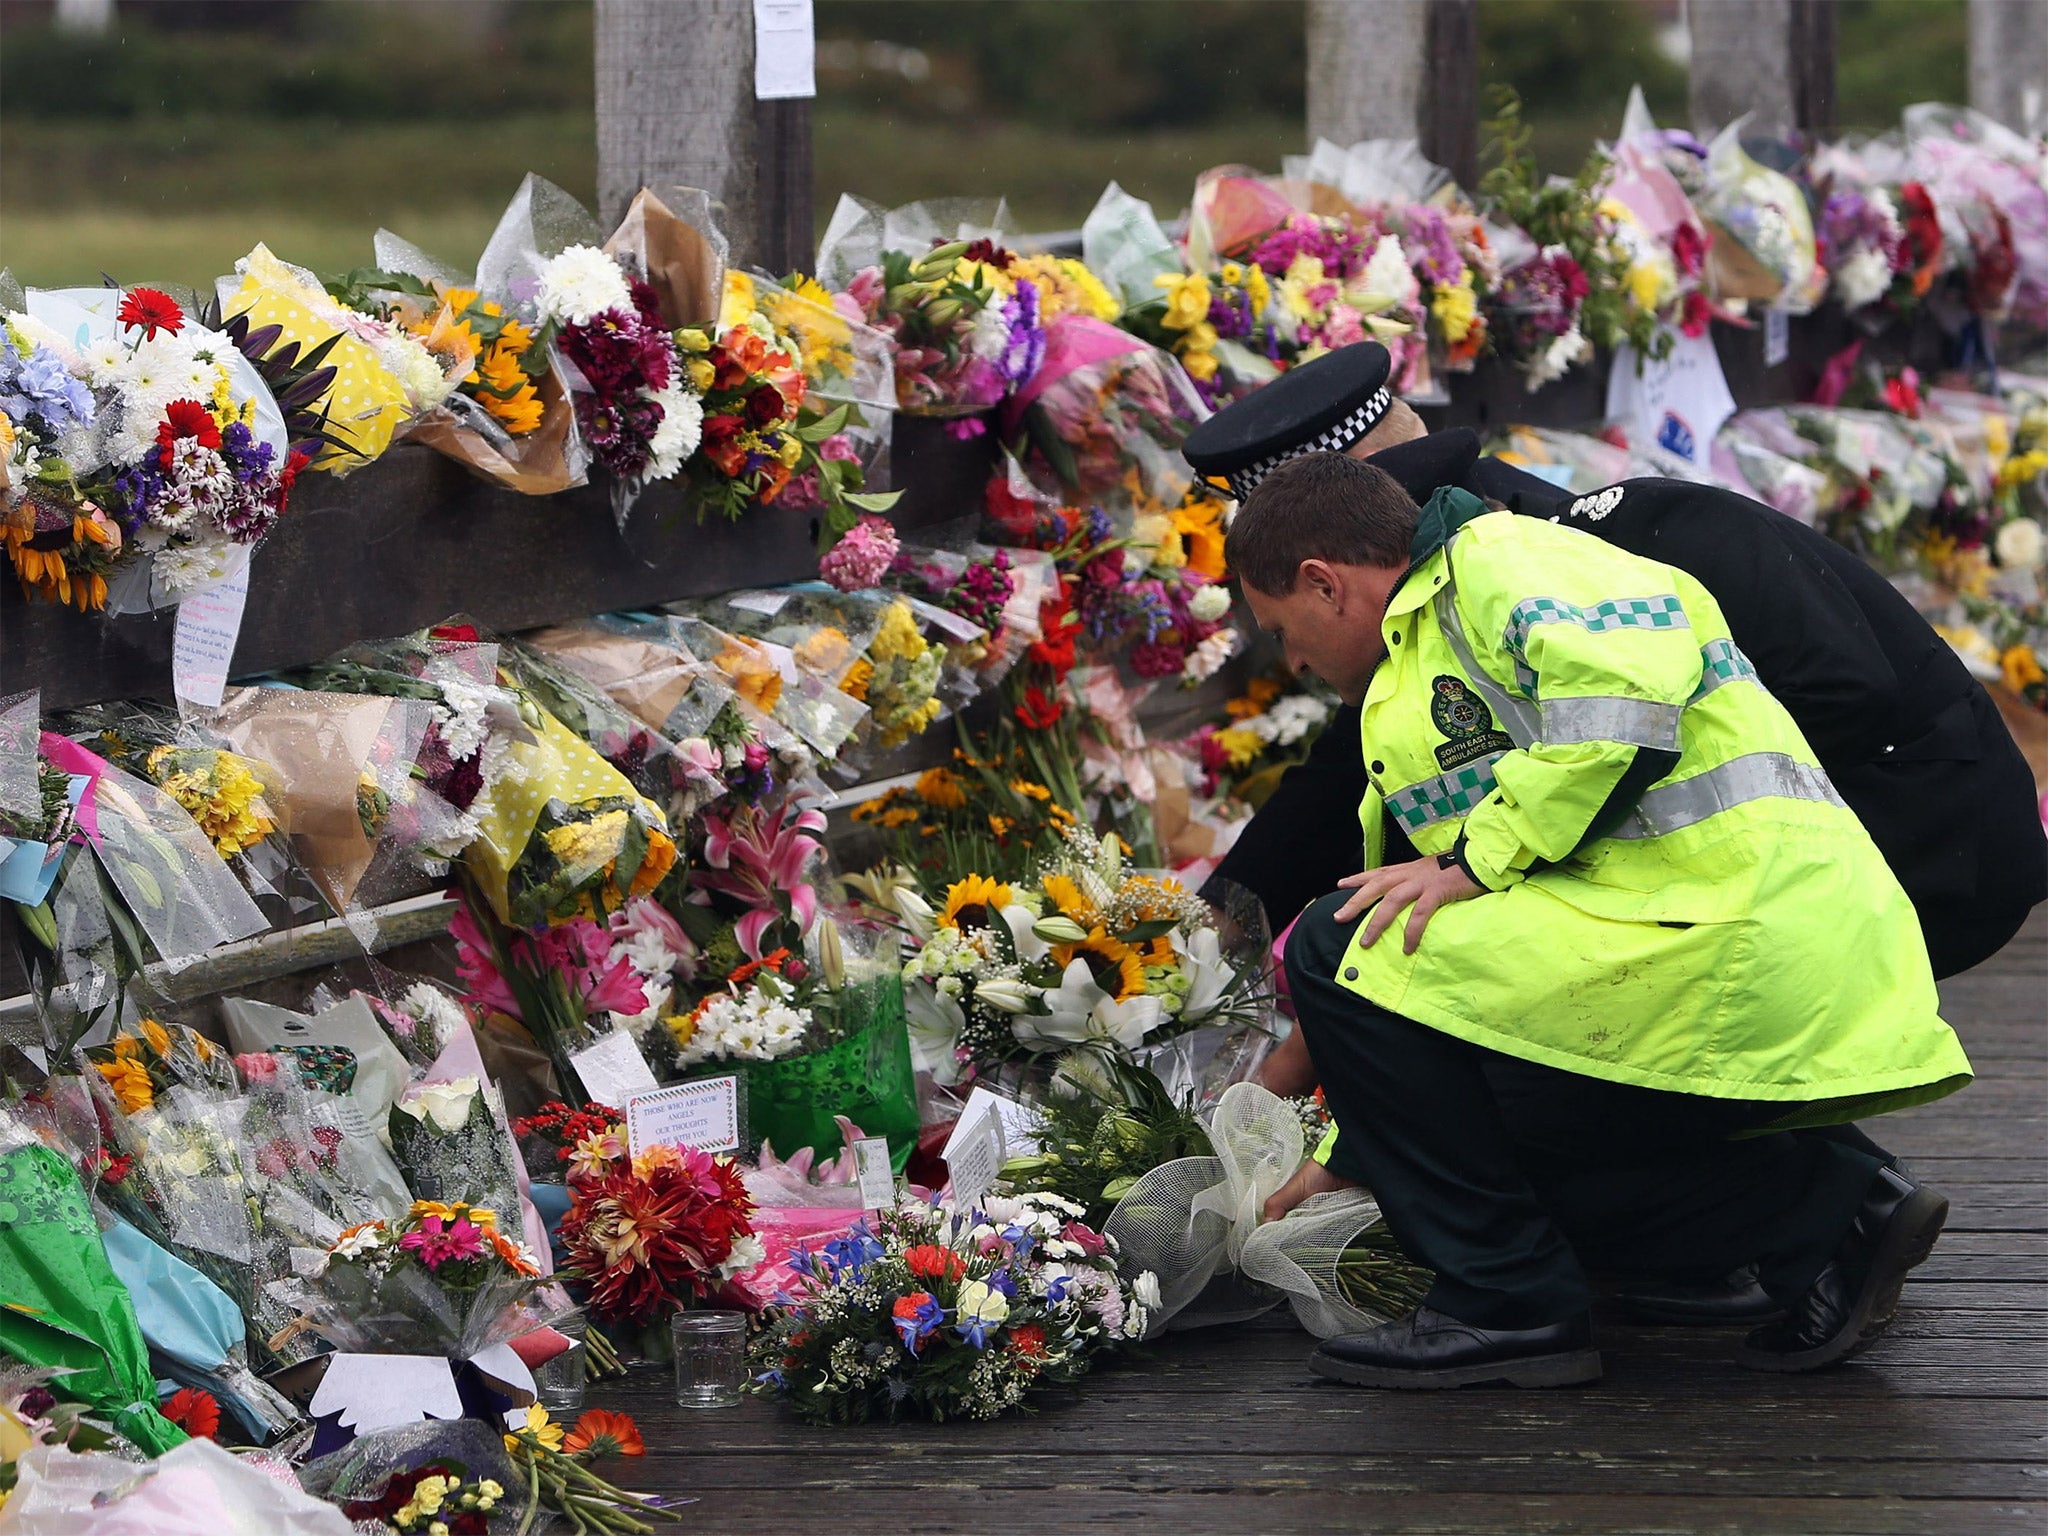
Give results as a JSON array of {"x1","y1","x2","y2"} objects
[{"x1": 118, "y1": 287, "x2": 184, "y2": 340}]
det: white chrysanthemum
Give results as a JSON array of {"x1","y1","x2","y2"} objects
[
  {"x1": 619, "y1": 928, "x2": 685, "y2": 979},
  {"x1": 1833, "y1": 248, "x2": 1892, "y2": 311},
  {"x1": 432, "y1": 676, "x2": 495, "y2": 761},
  {"x1": 1181, "y1": 627, "x2": 1237, "y2": 685},
  {"x1": 152, "y1": 534, "x2": 237, "y2": 594},
  {"x1": 1361, "y1": 234, "x2": 1416, "y2": 302},
  {"x1": 1188, "y1": 584, "x2": 1231, "y2": 623},
  {"x1": 535, "y1": 244, "x2": 633, "y2": 327},
  {"x1": 1995, "y1": 517, "x2": 2044, "y2": 570},
  {"x1": 397, "y1": 982, "x2": 470, "y2": 1047},
  {"x1": 644, "y1": 380, "x2": 704, "y2": 481},
  {"x1": 1525, "y1": 326, "x2": 1592, "y2": 391},
  {"x1": 969, "y1": 299, "x2": 1011, "y2": 363},
  {"x1": 378, "y1": 330, "x2": 456, "y2": 411}
]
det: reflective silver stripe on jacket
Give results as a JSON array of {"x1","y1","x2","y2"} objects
[
  {"x1": 1434, "y1": 581, "x2": 1540, "y2": 746},
  {"x1": 1610, "y1": 752, "x2": 1846, "y2": 840},
  {"x1": 1539, "y1": 696, "x2": 1684, "y2": 751}
]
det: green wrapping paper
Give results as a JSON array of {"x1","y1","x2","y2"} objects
[
  {"x1": 735, "y1": 972, "x2": 920, "y2": 1172},
  {"x1": 0, "y1": 1142, "x2": 187, "y2": 1456}
]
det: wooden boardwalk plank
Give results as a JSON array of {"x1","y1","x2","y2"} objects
[{"x1": 611, "y1": 910, "x2": 2048, "y2": 1534}]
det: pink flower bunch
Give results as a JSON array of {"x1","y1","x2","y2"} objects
[
  {"x1": 695, "y1": 798, "x2": 828, "y2": 957},
  {"x1": 819, "y1": 514, "x2": 901, "y2": 592},
  {"x1": 451, "y1": 905, "x2": 649, "y2": 1023}
]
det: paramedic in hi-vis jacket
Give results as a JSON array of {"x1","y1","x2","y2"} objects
[{"x1": 1232, "y1": 452, "x2": 1972, "y2": 1390}]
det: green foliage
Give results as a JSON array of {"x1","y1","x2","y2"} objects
[{"x1": 1836, "y1": 0, "x2": 1969, "y2": 132}]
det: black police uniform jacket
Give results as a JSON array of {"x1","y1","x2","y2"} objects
[{"x1": 1210, "y1": 432, "x2": 2047, "y2": 978}]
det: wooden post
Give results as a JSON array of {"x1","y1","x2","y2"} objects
[
  {"x1": 1306, "y1": 0, "x2": 1478, "y2": 188},
  {"x1": 755, "y1": 97, "x2": 815, "y2": 276},
  {"x1": 1970, "y1": 0, "x2": 2048, "y2": 135},
  {"x1": 595, "y1": 0, "x2": 763, "y2": 265},
  {"x1": 1788, "y1": 0, "x2": 1837, "y2": 141}
]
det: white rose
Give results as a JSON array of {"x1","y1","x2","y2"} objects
[
  {"x1": 1994, "y1": 517, "x2": 2044, "y2": 570},
  {"x1": 398, "y1": 1076, "x2": 480, "y2": 1135}
]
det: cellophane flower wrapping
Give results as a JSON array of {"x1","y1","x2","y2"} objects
[
  {"x1": 2, "y1": 1437, "x2": 354, "y2": 1535},
  {"x1": 753, "y1": 1193, "x2": 1153, "y2": 1424},
  {"x1": 1006, "y1": 315, "x2": 1210, "y2": 518},
  {"x1": 0, "y1": 1108, "x2": 189, "y2": 1456},
  {"x1": 654, "y1": 609, "x2": 869, "y2": 760},
  {"x1": 297, "y1": 1419, "x2": 532, "y2": 1534},
  {"x1": 1101, "y1": 1081, "x2": 1430, "y2": 1340},
  {"x1": 269, "y1": 1199, "x2": 550, "y2": 1360},
  {"x1": 18, "y1": 284, "x2": 298, "y2": 614},
  {"x1": 1903, "y1": 104, "x2": 2048, "y2": 327},
  {"x1": 387, "y1": 1075, "x2": 523, "y2": 1220},
  {"x1": 1698, "y1": 117, "x2": 1820, "y2": 307}
]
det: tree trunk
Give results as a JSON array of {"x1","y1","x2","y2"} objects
[
  {"x1": 1689, "y1": 0, "x2": 1797, "y2": 136},
  {"x1": 1306, "y1": 0, "x2": 1429, "y2": 149},
  {"x1": 595, "y1": 0, "x2": 761, "y2": 263},
  {"x1": 1970, "y1": 0, "x2": 2048, "y2": 136}
]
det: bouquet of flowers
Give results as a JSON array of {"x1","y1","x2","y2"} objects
[
  {"x1": 9, "y1": 284, "x2": 302, "y2": 610},
  {"x1": 848, "y1": 750, "x2": 1083, "y2": 895},
  {"x1": 281, "y1": 1198, "x2": 548, "y2": 1361},
  {"x1": 510, "y1": 1098, "x2": 626, "y2": 1181},
  {"x1": 820, "y1": 198, "x2": 1047, "y2": 418},
  {"x1": 387, "y1": 1074, "x2": 524, "y2": 1219},
  {"x1": 753, "y1": 1194, "x2": 1153, "y2": 1423},
  {"x1": 1186, "y1": 673, "x2": 1338, "y2": 803},
  {"x1": 1, "y1": 313, "x2": 123, "y2": 610},
  {"x1": 1695, "y1": 117, "x2": 1821, "y2": 309},
  {"x1": 556, "y1": 1140, "x2": 761, "y2": 1342},
  {"x1": 1005, "y1": 315, "x2": 1209, "y2": 520},
  {"x1": 894, "y1": 825, "x2": 1269, "y2": 1084},
  {"x1": 665, "y1": 923, "x2": 921, "y2": 1166}
]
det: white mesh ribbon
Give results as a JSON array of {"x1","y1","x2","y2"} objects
[{"x1": 1103, "y1": 1082, "x2": 1414, "y2": 1340}]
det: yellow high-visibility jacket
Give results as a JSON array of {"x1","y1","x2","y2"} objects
[{"x1": 1325, "y1": 489, "x2": 1971, "y2": 1124}]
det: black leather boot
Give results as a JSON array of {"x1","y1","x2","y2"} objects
[
  {"x1": 1309, "y1": 1307, "x2": 1603, "y2": 1389},
  {"x1": 1609, "y1": 1265, "x2": 1785, "y2": 1326},
  {"x1": 1735, "y1": 1166, "x2": 1950, "y2": 1373}
]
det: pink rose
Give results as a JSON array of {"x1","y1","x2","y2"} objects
[{"x1": 235, "y1": 1052, "x2": 281, "y2": 1084}]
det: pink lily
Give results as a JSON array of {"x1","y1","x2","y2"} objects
[
  {"x1": 696, "y1": 800, "x2": 827, "y2": 958},
  {"x1": 451, "y1": 902, "x2": 522, "y2": 1019}
]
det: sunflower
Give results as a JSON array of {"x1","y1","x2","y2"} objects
[
  {"x1": 1039, "y1": 872, "x2": 1096, "y2": 927},
  {"x1": 1052, "y1": 926, "x2": 1145, "y2": 1001},
  {"x1": 95, "y1": 1057, "x2": 154, "y2": 1115},
  {"x1": 139, "y1": 1018, "x2": 173, "y2": 1058},
  {"x1": 564, "y1": 1408, "x2": 645, "y2": 1458},
  {"x1": 941, "y1": 874, "x2": 1014, "y2": 931}
]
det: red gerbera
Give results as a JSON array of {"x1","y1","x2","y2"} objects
[
  {"x1": 155, "y1": 399, "x2": 222, "y2": 469},
  {"x1": 564, "y1": 1408, "x2": 646, "y2": 1458},
  {"x1": 162, "y1": 1386, "x2": 220, "y2": 1440},
  {"x1": 117, "y1": 287, "x2": 184, "y2": 340}
]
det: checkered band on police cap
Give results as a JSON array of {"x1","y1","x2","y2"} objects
[{"x1": 1225, "y1": 386, "x2": 1393, "y2": 502}]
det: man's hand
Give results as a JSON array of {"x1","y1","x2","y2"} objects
[
  {"x1": 1334, "y1": 856, "x2": 1485, "y2": 954},
  {"x1": 1262, "y1": 1156, "x2": 1361, "y2": 1223}
]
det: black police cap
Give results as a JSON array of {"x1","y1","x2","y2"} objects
[{"x1": 1181, "y1": 342, "x2": 1394, "y2": 501}]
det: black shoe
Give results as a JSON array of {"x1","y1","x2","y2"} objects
[
  {"x1": 1735, "y1": 1166, "x2": 1950, "y2": 1373},
  {"x1": 1309, "y1": 1306, "x2": 1603, "y2": 1390},
  {"x1": 1610, "y1": 1265, "x2": 1786, "y2": 1327}
]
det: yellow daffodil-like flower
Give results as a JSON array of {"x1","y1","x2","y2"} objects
[
  {"x1": 915, "y1": 767, "x2": 968, "y2": 810},
  {"x1": 941, "y1": 874, "x2": 1015, "y2": 931},
  {"x1": 545, "y1": 810, "x2": 630, "y2": 876},
  {"x1": 1009, "y1": 778, "x2": 1052, "y2": 802},
  {"x1": 506, "y1": 1403, "x2": 564, "y2": 1455},
  {"x1": 1430, "y1": 276, "x2": 1479, "y2": 345},
  {"x1": 1153, "y1": 272, "x2": 1212, "y2": 333},
  {"x1": 95, "y1": 1057, "x2": 154, "y2": 1115}
]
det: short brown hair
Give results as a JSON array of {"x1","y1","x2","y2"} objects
[{"x1": 1226, "y1": 452, "x2": 1419, "y2": 595}]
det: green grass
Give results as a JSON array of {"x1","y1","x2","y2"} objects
[{"x1": 3, "y1": 106, "x2": 1635, "y2": 290}]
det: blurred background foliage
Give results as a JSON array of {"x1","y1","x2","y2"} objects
[{"x1": 0, "y1": 0, "x2": 1967, "y2": 289}]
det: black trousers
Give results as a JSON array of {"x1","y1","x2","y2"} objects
[{"x1": 1284, "y1": 892, "x2": 1885, "y2": 1330}]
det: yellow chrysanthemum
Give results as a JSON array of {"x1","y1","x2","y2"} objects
[
  {"x1": 544, "y1": 810, "x2": 630, "y2": 874},
  {"x1": 941, "y1": 874, "x2": 1014, "y2": 931},
  {"x1": 95, "y1": 1057, "x2": 154, "y2": 1115},
  {"x1": 869, "y1": 602, "x2": 928, "y2": 664},
  {"x1": 1215, "y1": 726, "x2": 1264, "y2": 769},
  {"x1": 1430, "y1": 277, "x2": 1479, "y2": 345}
]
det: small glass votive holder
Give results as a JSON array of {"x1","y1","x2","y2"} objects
[
  {"x1": 532, "y1": 1312, "x2": 588, "y2": 1414},
  {"x1": 670, "y1": 1310, "x2": 748, "y2": 1409}
]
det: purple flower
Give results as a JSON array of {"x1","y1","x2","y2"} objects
[
  {"x1": 1400, "y1": 206, "x2": 1465, "y2": 288},
  {"x1": 1, "y1": 341, "x2": 93, "y2": 432},
  {"x1": 892, "y1": 1291, "x2": 945, "y2": 1355},
  {"x1": 998, "y1": 279, "x2": 1047, "y2": 386}
]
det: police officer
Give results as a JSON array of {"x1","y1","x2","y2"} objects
[
  {"x1": 1231, "y1": 452, "x2": 1970, "y2": 1387},
  {"x1": 1187, "y1": 343, "x2": 2046, "y2": 975}
]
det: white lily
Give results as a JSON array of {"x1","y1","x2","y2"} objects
[
  {"x1": 893, "y1": 887, "x2": 937, "y2": 943},
  {"x1": 1016, "y1": 961, "x2": 1161, "y2": 1051},
  {"x1": 1173, "y1": 926, "x2": 1233, "y2": 1023},
  {"x1": 904, "y1": 976, "x2": 967, "y2": 1082},
  {"x1": 972, "y1": 976, "x2": 1036, "y2": 1013},
  {"x1": 1000, "y1": 903, "x2": 1053, "y2": 961}
]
